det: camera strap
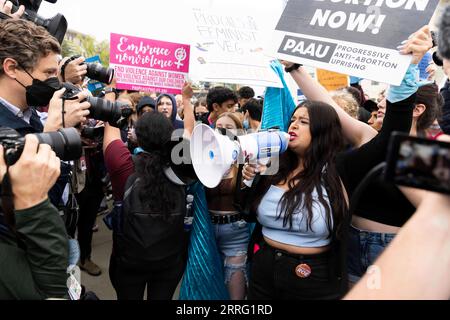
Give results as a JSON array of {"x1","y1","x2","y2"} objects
[
  {"x1": 60, "y1": 55, "x2": 80, "y2": 83},
  {"x1": 61, "y1": 99, "x2": 66, "y2": 128},
  {"x1": 0, "y1": 171, "x2": 26, "y2": 250}
]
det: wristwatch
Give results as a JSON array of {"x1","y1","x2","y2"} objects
[
  {"x1": 285, "y1": 63, "x2": 302, "y2": 73},
  {"x1": 104, "y1": 87, "x2": 117, "y2": 95}
]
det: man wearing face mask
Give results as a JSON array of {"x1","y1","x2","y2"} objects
[
  {"x1": 0, "y1": 18, "x2": 91, "y2": 253},
  {"x1": 0, "y1": 19, "x2": 90, "y2": 136},
  {"x1": 242, "y1": 98, "x2": 262, "y2": 133}
]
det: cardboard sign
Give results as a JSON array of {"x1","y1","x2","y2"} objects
[
  {"x1": 316, "y1": 68, "x2": 349, "y2": 91},
  {"x1": 189, "y1": 8, "x2": 283, "y2": 88},
  {"x1": 110, "y1": 33, "x2": 190, "y2": 94},
  {"x1": 272, "y1": 0, "x2": 439, "y2": 85}
]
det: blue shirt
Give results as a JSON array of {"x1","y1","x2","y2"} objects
[{"x1": 257, "y1": 185, "x2": 333, "y2": 247}]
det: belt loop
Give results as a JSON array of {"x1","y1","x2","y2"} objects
[{"x1": 381, "y1": 233, "x2": 387, "y2": 245}]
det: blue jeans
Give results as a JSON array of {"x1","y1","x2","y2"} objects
[
  {"x1": 347, "y1": 225, "x2": 396, "y2": 284},
  {"x1": 212, "y1": 219, "x2": 250, "y2": 285}
]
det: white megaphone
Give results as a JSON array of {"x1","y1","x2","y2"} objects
[{"x1": 190, "y1": 124, "x2": 290, "y2": 189}]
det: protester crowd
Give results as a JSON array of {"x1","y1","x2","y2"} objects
[{"x1": 0, "y1": 1, "x2": 450, "y2": 301}]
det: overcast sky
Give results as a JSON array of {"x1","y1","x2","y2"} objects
[{"x1": 39, "y1": 0, "x2": 288, "y2": 42}]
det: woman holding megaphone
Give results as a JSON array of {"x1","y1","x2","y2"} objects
[{"x1": 241, "y1": 27, "x2": 430, "y2": 299}]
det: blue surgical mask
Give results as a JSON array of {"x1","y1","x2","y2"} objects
[{"x1": 243, "y1": 119, "x2": 250, "y2": 130}]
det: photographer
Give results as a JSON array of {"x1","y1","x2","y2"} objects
[
  {"x1": 0, "y1": 0, "x2": 25, "y2": 19},
  {"x1": 0, "y1": 135, "x2": 69, "y2": 300},
  {"x1": 0, "y1": 19, "x2": 90, "y2": 134},
  {"x1": 0, "y1": 18, "x2": 90, "y2": 207}
]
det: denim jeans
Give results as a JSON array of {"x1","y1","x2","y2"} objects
[
  {"x1": 212, "y1": 219, "x2": 250, "y2": 285},
  {"x1": 347, "y1": 225, "x2": 396, "y2": 284}
]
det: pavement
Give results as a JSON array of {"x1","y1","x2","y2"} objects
[{"x1": 80, "y1": 215, "x2": 181, "y2": 300}]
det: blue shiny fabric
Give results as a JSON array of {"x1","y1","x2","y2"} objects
[
  {"x1": 179, "y1": 182, "x2": 230, "y2": 300},
  {"x1": 261, "y1": 60, "x2": 297, "y2": 132},
  {"x1": 387, "y1": 64, "x2": 419, "y2": 103}
]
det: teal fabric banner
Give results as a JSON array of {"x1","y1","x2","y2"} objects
[
  {"x1": 261, "y1": 60, "x2": 297, "y2": 132},
  {"x1": 179, "y1": 182, "x2": 229, "y2": 300}
]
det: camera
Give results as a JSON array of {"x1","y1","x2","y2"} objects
[
  {"x1": 1, "y1": 1, "x2": 68, "y2": 44},
  {"x1": 0, "y1": 126, "x2": 82, "y2": 166},
  {"x1": 80, "y1": 126, "x2": 104, "y2": 140},
  {"x1": 62, "y1": 83, "x2": 133, "y2": 129},
  {"x1": 385, "y1": 132, "x2": 450, "y2": 195},
  {"x1": 86, "y1": 61, "x2": 115, "y2": 85},
  {"x1": 65, "y1": 55, "x2": 115, "y2": 85}
]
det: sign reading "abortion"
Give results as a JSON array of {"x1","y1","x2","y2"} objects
[{"x1": 272, "y1": 0, "x2": 439, "y2": 85}]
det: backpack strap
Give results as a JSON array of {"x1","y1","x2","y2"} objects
[
  {"x1": 123, "y1": 174, "x2": 139, "y2": 201},
  {"x1": 164, "y1": 167, "x2": 186, "y2": 186}
]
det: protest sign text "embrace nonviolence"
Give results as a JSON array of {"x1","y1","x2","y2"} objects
[{"x1": 110, "y1": 33, "x2": 190, "y2": 94}]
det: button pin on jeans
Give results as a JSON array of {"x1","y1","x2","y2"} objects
[{"x1": 295, "y1": 264, "x2": 312, "y2": 278}]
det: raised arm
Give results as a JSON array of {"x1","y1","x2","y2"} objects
[
  {"x1": 182, "y1": 82, "x2": 195, "y2": 138},
  {"x1": 103, "y1": 85, "x2": 122, "y2": 153},
  {"x1": 337, "y1": 26, "x2": 433, "y2": 199},
  {"x1": 285, "y1": 64, "x2": 377, "y2": 147}
]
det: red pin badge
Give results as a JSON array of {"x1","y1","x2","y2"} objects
[{"x1": 295, "y1": 264, "x2": 312, "y2": 279}]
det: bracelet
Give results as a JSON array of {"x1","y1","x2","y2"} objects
[
  {"x1": 103, "y1": 87, "x2": 118, "y2": 99},
  {"x1": 285, "y1": 63, "x2": 302, "y2": 73},
  {"x1": 104, "y1": 87, "x2": 117, "y2": 95},
  {"x1": 60, "y1": 55, "x2": 80, "y2": 82}
]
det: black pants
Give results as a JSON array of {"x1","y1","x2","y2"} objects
[
  {"x1": 75, "y1": 175, "x2": 104, "y2": 263},
  {"x1": 110, "y1": 252, "x2": 185, "y2": 300},
  {"x1": 248, "y1": 240, "x2": 342, "y2": 300}
]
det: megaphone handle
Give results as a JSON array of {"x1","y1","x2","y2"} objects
[
  {"x1": 243, "y1": 179, "x2": 254, "y2": 188},
  {"x1": 243, "y1": 173, "x2": 261, "y2": 188}
]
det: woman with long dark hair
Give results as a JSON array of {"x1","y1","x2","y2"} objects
[
  {"x1": 102, "y1": 83, "x2": 195, "y2": 300},
  {"x1": 242, "y1": 27, "x2": 431, "y2": 299},
  {"x1": 244, "y1": 101, "x2": 349, "y2": 299}
]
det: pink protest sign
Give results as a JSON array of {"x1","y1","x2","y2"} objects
[{"x1": 110, "y1": 33, "x2": 190, "y2": 94}]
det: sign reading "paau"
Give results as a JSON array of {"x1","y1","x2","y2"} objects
[{"x1": 271, "y1": 0, "x2": 439, "y2": 85}]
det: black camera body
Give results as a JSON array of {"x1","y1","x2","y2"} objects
[
  {"x1": 62, "y1": 83, "x2": 133, "y2": 129},
  {"x1": 64, "y1": 55, "x2": 115, "y2": 85},
  {"x1": 0, "y1": 126, "x2": 82, "y2": 166},
  {"x1": 385, "y1": 132, "x2": 450, "y2": 195},
  {"x1": 80, "y1": 126, "x2": 104, "y2": 141},
  {"x1": 1, "y1": 1, "x2": 67, "y2": 44}
]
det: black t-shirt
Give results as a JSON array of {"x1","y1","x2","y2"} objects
[{"x1": 336, "y1": 94, "x2": 416, "y2": 227}]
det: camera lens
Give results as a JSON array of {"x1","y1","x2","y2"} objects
[
  {"x1": 86, "y1": 63, "x2": 115, "y2": 85},
  {"x1": 81, "y1": 127, "x2": 105, "y2": 140},
  {"x1": 86, "y1": 97, "x2": 131, "y2": 128},
  {"x1": 35, "y1": 128, "x2": 82, "y2": 161}
]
